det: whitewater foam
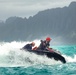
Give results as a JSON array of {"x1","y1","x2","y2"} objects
[
  {"x1": 0, "y1": 41, "x2": 76, "y2": 67},
  {"x1": 63, "y1": 55, "x2": 76, "y2": 63}
]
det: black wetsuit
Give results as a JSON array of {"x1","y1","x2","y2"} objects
[
  {"x1": 22, "y1": 44, "x2": 32, "y2": 50},
  {"x1": 39, "y1": 40, "x2": 50, "y2": 50}
]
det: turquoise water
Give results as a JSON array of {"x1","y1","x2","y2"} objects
[
  {"x1": 0, "y1": 63, "x2": 76, "y2": 75},
  {"x1": 52, "y1": 45, "x2": 76, "y2": 56},
  {"x1": 0, "y1": 42, "x2": 76, "y2": 75}
]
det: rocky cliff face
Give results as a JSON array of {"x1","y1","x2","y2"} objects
[{"x1": 0, "y1": 2, "x2": 76, "y2": 45}]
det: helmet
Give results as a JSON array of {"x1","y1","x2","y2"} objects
[
  {"x1": 46, "y1": 37, "x2": 51, "y2": 41},
  {"x1": 31, "y1": 42, "x2": 35, "y2": 46}
]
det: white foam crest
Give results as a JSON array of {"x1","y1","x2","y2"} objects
[{"x1": 63, "y1": 55, "x2": 76, "y2": 63}]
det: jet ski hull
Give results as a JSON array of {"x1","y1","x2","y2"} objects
[{"x1": 23, "y1": 49, "x2": 66, "y2": 63}]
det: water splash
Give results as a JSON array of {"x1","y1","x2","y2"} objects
[
  {"x1": 63, "y1": 55, "x2": 76, "y2": 63},
  {"x1": 0, "y1": 41, "x2": 76, "y2": 67}
]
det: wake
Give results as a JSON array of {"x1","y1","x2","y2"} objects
[{"x1": 0, "y1": 41, "x2": 76, "y2": 67}]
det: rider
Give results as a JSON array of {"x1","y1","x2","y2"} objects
[
  {"x1": 22, "y1": 42, "x2": 35, "y2": 50},
  {"x1": 38, "y1": 37, "x2": 52, "y2": 50}
]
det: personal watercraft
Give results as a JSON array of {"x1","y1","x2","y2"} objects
[{"x1": 21, "y1": 48, "x2": 66, "y2": 64}]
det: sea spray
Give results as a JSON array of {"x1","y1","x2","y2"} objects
[
  {"x1": 0, "y1": 41, "x2": 76, "y2": 67},
  {"x1": 0, "y1": 41, "x2": 76, "y2": 75},
  {"x1": 0, "y1": 41, "x2": 62, "y2": 67}
]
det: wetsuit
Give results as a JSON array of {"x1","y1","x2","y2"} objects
[
  {"x1": 22, "y1": 44, "x2": 32, "y2": 50},
  {"x1": 38, "y1": 40, "x2": 50, "y2": 50}
]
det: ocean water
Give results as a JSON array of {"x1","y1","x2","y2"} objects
[{"x1": 0, "y1": 41, "x2": 76, "y2": 75}]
